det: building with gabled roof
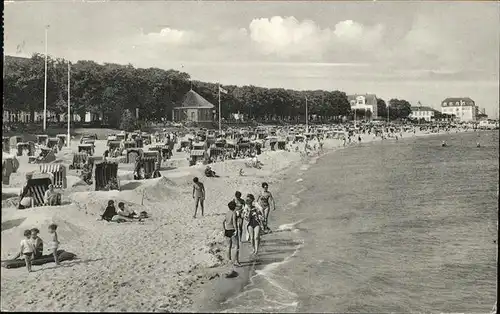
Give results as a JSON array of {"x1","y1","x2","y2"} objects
[
  {"x1": 173, "y1": 89, "x2": 215, "y2": 123},
  {"x1": 347, "y1": 94, "x2": 378, "y2": 119},
  {"x1": 409, "y1": 103, "x2": 439, "y2": 121}
]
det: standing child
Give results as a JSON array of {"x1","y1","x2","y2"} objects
[
  {"x1": 48, "y1": 224, "x2": 60, "y2": 265},
  {"x1": 222, "y1": 200, "x2": 240, "y2": 266},
  {"x1": 19, "y1": 230, "x2": 35, "y2": 272},
  {"x1": 192, "y1": 177, "x2": 206, "y2": 218}
]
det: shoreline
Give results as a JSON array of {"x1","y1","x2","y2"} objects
[
  {"x1": 0, "y1": 128, "x2": 481, "y2": 312},
  {"x1": 182, "y1": 129, "x2": 481, "y2": 313}
]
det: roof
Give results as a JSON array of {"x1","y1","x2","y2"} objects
[
  {"x1": 175, "y1": 90, "x2": 215, "y2": 109},
  {"x1": 442, "y1": 97, "x2": 475, "y2": 104},
  {"x1": 411, "y1": 106, "x2": 435, "y2": 112},
  {"x1": 347, "y1": 94, "x2": 377, "y2": 103}
]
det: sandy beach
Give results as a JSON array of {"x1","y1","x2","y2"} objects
[{"x1": 1, "y1": 128, "x2": 472, "y2": 312}]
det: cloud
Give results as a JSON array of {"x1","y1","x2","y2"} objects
[
  {"x1": 143, "y1": 27, "x2": 195, "y2": 45},
  {"x1": 247, "y1": 16, "x2": 384, "y2": 60}
]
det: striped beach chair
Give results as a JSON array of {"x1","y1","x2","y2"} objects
[
  {"x1": 21, "y1": 177, "x2": 52, "y2": 207},
  {"x1": 94, "y1": 162, "x2": 119, "y2": 191},
  {"x1": 143, "y1": 151, "x2": 161, "y2": 168},
  {"x1": 2, "y1": 137, "x2": 10, "y2": 154},
  {"x1": 142, "y1": 157, "x2": 157, "y2": 179},
  {"x1": 39, "y1": 164, "x2": 67, "y2": 189}
]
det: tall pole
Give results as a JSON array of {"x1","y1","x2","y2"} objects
[
  {"x1": 387, "y1": 104, "x2": 390, "y2": 123},
  {"x1": 354, "y1": 108, "x2": 357, "y2": 128},
  {"x1": 218, "y1": 83, "x2": 221, "y2": 132},
  {"x1": 43, "y1": 26, "x2": 49, "y2": 131},
  {"x1": 67, "y1": 62, "x2": 71, "y2": 147},
  {"x1": 305, "y1": 96, "x2": 308, "y2": 133}
]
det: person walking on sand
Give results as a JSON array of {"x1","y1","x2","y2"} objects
[
  {"x1": 192, "y1": 177, "x2": 205, "y2": 218},
  {"x1": 223, "y1": 200, "x2": 241, "y2": 266},
  {"x1": 48, "y1": 224, "x2": 61, "y2": 265},
  {"x1": 234, "y1": 191, "x2": 246, "y2": 242},
  {"x1": 18, "y1": 230, "x2": 35, "y2": 272},
  {"x1": 244, "y1": 194, "x2": 264, "y2": 256},
  {"x1": 257, "y1": 182, "x2": 275, "y2": 233}
]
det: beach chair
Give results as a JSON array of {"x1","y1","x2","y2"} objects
[
  {"x1": 2, "y1": 137, "x2": 10, "y2": 154},
  {"x1": 135, "y1": 137, "x2": 144, "y2": 148},
  {"x1": 38, "y1": 164, "x2": 67, "y2": 189},
  {"x1": 56, "y1": 134, "x2": 67, "y2": 147},
  {"x1": 47, "y1": 137, "x2": 60, "y2": 151},
  {"x1": 209, "y1": 147, "x2": 225, "y2": 160},
  {"x1": 21, "y1": 177, "x2": 52, "y2": 207},
  {"x1": 277, "y1": 140, "x2": 286, "y2": 150},
  {"x1": 123, "y1": 141, "x2": 137, "y2": 150},
  {"x1": 36, "y1": 135, "x2": 49, "y2": 146},
  {"x1": 2, "y1": 159, "x2": 13, "y2": 185},
  {"x1": 78, "y1": 144, "x2": 94, "y2": 156},
  {"x1": 116, "y1": 133, "x2": 126, "y2": 141},
  {"x1": 94, "y1": 162, "x2": 120, "y2": 191},
  {"x1": 33, "y1": 148, "x2": 56, "y2": 164},
  {"x1": 142, "y1": 157, "x2": 157, "y2": 179},
  {"x1": 88, "y1": 156, "x2": 104, "y2": 165},
  {"x1": 143, "y1": 151, "x2": 161, "y2": 168},
  {"x1": 16, "y1": 142, "x2": 29, "y2": 157},
  {"x1": 126, "y1": 148, "x2": 143, "y2": 164},
  {"x1": 9, "y1": 136, "x2": 23, "y2": 152},
  {"x1": 70, "y1": 152, "x2": 89, "y2": 170}
]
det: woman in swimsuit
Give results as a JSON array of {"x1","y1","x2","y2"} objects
[
  {"x1": 257, "y1": 182, "x2": 275, "y2": 233},
  {"x1": 244, "y1": 194, "x2": 264, "y2": 255}
]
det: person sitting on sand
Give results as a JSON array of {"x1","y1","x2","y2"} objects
[
  {"x1": 44, "y1": 184, "x2": 61, "y2": 206},
  {"x1": 31, "y1": 228, "x2": 44, "y2": 259},
  {"x1": 100, "y1": 200, "x2": 132, "y2": 223},
  {"x1": 204, "y1": 166, "x2": 217, "y2": 178},
  {"x1": 18, "y1": 189, "x2": 34, "y2": 209},
  {"x1": 223, "y1": 200, "x2": 241, "y2": 267},
  {"x1": 116, "y1": 202, "x2": 140, "y2": 219},
  {"x1": 192, "y1": 177, "x2": 205, "y2": 218}
]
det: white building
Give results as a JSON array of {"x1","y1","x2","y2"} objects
[
  {"x1": 347, "y1": 94, "x2": 378, "y2": 119},
  {"x1": 441, "y1": 97, "x2": 478, "y2": 122},
  {"x1": 409, "y1": 106, "x2": 437, "y2": 122}
]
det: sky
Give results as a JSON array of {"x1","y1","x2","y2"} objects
[{"x1": 4, "y1": 1, "x2": 500, "y2": 117}]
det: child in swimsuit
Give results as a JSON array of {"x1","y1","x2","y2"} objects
[
  {"x1": 223, "y1": 201, "x2": 240, "y2": 266},
  {"x1": 48, "y1": 223, "x2": 60, "y2": 265},
  {"x1": 19, "y1": 229, "x2": 35, "y2": 272}
]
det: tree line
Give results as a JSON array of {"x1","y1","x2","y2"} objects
[{"x1": 4, "y1": 54, "x2": 413, "y2": 128}]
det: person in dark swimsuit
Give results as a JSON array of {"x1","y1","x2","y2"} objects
[
  {"x1": 244, "y1": 194, "x2": 263, "y2": 255},
  {"x1": 102, "y1": 200, "x2": 118, "y2": 222},
  {"x1": 223, "y1": 200, "x2": 240, "y2": 266},
  {"x1": 234, "y1": 191, "x2": 246, "y2": 243},
  {"x1": 257, "y1": 182, "x2": 275, "y2": 233}
]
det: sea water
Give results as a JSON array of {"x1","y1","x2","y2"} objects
[{"x1": 220, "y1": 131, "x2": 498, "y2": 313}]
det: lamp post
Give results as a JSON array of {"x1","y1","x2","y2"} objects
[
  {"x1": 43, "y1": 25, "x2": 50, "y2": 131},
  {"x1": 305, "y1": 96, "x2": 308, "y2": 133},
  {"x1": 67, "y1": 62, "x2": 71, "y2": 147}
]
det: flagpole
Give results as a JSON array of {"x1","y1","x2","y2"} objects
[
  {"x1": 67, "y1": 62, "x2": 71, "y2": 147},
  {"x1": 218, "y1": 83, "x2": 221, "y2": 133},
  {"x1": 305, "y1": 96, "x2": 308, "y2": 133},
  {"x1": 43, "y1": 26, "x2": 49, "y2": 131}
]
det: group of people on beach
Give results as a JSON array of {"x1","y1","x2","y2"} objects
[
  {"x1": 100, "y1": 200, "x2": 148, "y2": 223},
  {"x1": 11, "y1": 224, "x2": 60, "y2": 273},
  {"x1": 189, "y1": 175, "x2": 276, "y2": 266}
]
